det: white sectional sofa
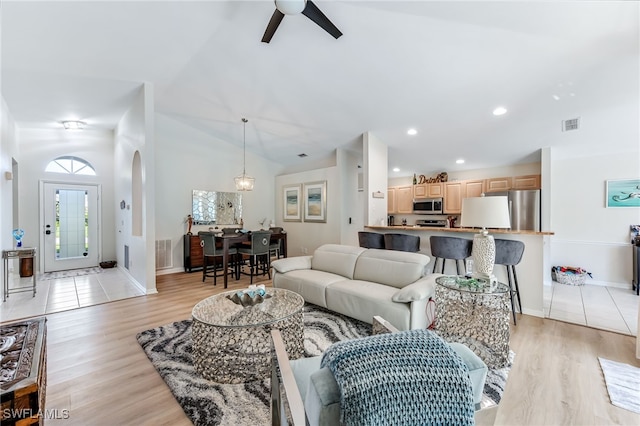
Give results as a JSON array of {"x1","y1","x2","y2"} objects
[{"x1": 271, "y1": 244, "x2": 440, "y2": 330}]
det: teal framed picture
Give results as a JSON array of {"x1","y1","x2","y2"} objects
[{"x1": 606, "y1": 179, "x2": 640, "y2": 208}]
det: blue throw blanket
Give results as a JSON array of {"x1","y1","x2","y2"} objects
[{"x1": 320, "y1": 329, "x2": 474, "y2": 426}]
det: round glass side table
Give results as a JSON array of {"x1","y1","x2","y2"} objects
[{"x1": 434, "y1": 275, "x2": 510, "y2": 369}]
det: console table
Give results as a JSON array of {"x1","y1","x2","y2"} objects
[
  {"x1": 434, "y1": 275, "x2": 510, "y2": 368},
  {"x1": 2, "y1": 248, "x2": 37, "y2": 302},
  {"x1": 0, "y1": 317, "x2": 47, "y2": 425}
]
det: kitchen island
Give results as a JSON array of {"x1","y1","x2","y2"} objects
[{"x1": 365, "y1": 225, "x2": 554, "y2": 318}]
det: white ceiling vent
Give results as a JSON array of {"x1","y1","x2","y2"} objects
[{"x1": 562, "y1": 117, "x2": 580, "y2": 132}]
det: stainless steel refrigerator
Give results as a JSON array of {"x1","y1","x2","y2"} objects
[{"x1": 484, "y1": 190, "x2": 541, "y2": 231}]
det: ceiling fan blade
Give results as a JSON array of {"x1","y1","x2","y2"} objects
[
  {"x1": 262, "y1": 9, "x2": 285, "y2": 43},
  {"x1": 301, "y1": 0, "x2": 342, "y2": 39}
]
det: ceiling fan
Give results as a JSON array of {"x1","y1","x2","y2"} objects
[{"x1": 262, "y1": 0, "x2": 343, "y2": 43}]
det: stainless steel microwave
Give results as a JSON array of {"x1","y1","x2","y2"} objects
[{"x1": 413, "y1": 198, "x2": 443, "y2": 214}]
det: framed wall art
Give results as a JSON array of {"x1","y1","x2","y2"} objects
[
  {"x1": 606, "y1": 179, "x2": 640, "y2": 208},
  {"x1": 304, "y1": 181, "x2": 327, "y2": 223},
  {"x1": 283, "y1": 184, "x2": 302, "y2": 222}
]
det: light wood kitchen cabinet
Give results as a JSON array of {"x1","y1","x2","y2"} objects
[
  {"x1": 396, "y1": 186, "x2": 414, "y2": 214},
  {"x1": 413, "y1": 183, "x2": 443, "y2": 198},
  {"x1": 387, "y1": 188, "x2": 397, "y2": 213},
  {"x1": 444, "y1": 179, "x2": 485, "y2": 214},
  {"x1": 513, "y1": 174, "x2": 541, "y2": 190},
  {"x1": 464, "y1": 180, "x2": 484, "y2": 198},
  {"x1": 485, "y1": 177, "x2": 513, "y2": 192},
  {"x1": 444, "y1": 182, "x2": 464, "y2": 214}
]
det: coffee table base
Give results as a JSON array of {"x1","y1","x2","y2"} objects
[{"x1": 192, "y1": 310, "x2": 303, "y2": 384}]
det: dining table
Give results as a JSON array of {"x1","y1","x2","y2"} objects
[{"x1": 215, "y1": 231, "x2": 288, "y2": 288}]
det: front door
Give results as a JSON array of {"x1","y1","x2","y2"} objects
[{"x1": 42, "y1": 182, "x2": 100, "y2": 272}]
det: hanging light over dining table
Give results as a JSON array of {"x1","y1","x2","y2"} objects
[{"x1": 235, "y1": 118, "x2": 255, "y2": 191}]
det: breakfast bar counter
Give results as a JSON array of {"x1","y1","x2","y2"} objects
[
  {"x1": 365, "y1": 225, "x2": 554, "y2": 319},
  {"x1": 366, "y1": 225, "x2": 554, "y2": 236}
]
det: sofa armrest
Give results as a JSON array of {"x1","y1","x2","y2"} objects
[
  {"x1": 271, "y1": 256, "x2": 313, "y2": 274},
  {"x1": 391, "y1": 274, "x2": 442, "y2": 303}
]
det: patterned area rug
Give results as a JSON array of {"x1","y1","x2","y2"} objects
[
  {"x1": 136, "y1": 305, "x2": 512, "y2": 425},
  {"x1": 39, "y1": 267, "x2": 101, "y2": 281},
  {"x1": 599, "y1": 357, "x2": 640, "y2": 414}
]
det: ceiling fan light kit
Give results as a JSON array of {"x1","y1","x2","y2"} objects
[
  {"x1": 275, "y1": 0, "x2": 306, "y2": 15},
  {"x1": 262, "y1": 0, "x2": 342, "y2": 43}
]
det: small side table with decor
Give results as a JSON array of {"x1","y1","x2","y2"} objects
[
  {"x1": 434, "y1": 275, "x2": 510, "y2": 369},
  {"x1": 2, "y1": 248, "x2": 37, "y2": 302}
]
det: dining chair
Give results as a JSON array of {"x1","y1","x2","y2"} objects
[
  {"x1": 269, "y1": 227, "x2": 285, "y2": 259},
  {"x1": 198, "y1": 231, "x2": 239, "y2": 286},
  {"x1": 237, "y1": 231, "x2": 272, "y2": 284}
]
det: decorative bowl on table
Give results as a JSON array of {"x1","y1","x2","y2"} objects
[{"x1": 226, "y1": 288, "x2": 271, "y2": 307}]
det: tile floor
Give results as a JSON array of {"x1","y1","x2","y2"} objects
[
  {"x1": 1, "y1": 268, "x2": 145, "y2": 323},
  {"x1": 544, "y1": 282, "x2": 638, "y2": 336}
]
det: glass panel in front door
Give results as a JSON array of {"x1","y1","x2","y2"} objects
[{"x1": 56, "y1": 189, "x2": 89, "y2": 260}]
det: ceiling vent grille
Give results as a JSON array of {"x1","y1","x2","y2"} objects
[{"x1": 562, "y1": 117, "x2": 580, "y2": 132}]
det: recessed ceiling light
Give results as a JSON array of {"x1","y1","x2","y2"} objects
[
  {"x1": 392, "y1": 167, "x2": 400, "y2": 172},
  {"x1": 62, "y1": 120, "x2": 86, "y2": 130},
  {"x1": 456, "y1": 159, "x2": 465, "y2": 164},
  {"x1": 407, "y1": 128, "x2": 417, "y2": 136},
  {"x1": 492, "y1": 107, "x2": 507, "y2": 116}
]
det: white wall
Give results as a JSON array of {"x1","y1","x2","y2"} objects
[
  {"x1": 550, "y1": 150, "x2": 640, "y2": 287},
  {"x1": 154, "y1": 113, "x2": 282, "y2": 272},
  {"x1": 114, "y1": 83, "x2": 156, "y2": 293},
  {"x1": 336, "y1": 147, "x2": 364, "y2": 247},
  {"x1": 1, "y1": 97, "x2": 17, "y2": 250},
  {"x1": 275, "y1": 166, "x2": 341, "y2": 257},
  {"x1": 0, "y1": 96, "x2": 18, "y2": 296},
  {"x1": 364, "y1": 132, "x2": 388, "y2": 227},
  {"x1": 14, "y1": 127, "x2": 116, "y2": 274}
]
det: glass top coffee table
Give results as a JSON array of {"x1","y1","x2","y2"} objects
[
  {"x1": 434, "y1": 275, "x2": 511, "y2": 368},
  {"x1": 191, "y1": 288, "x2": 304, "y2": 383}
]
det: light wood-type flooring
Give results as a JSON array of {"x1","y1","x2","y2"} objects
[{"x1": 15, "y1": 271, "x2": 640, "y2": 425}]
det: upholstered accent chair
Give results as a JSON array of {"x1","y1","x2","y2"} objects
[{"x1": 271, "y1": 317, "x2": 487, "y2": 426}]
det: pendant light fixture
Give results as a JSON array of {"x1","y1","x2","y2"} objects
[{"x1": 234, "y1": 118, "x2": 255, "y2": 191}]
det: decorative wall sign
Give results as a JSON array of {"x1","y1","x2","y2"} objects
[
  {"x1": 606, "y1": 179, "x2": 640, "y2": 208},
  {"x1": 304, "y1": 181, "x2": 327, "y2": 223},
  {"x1": 283, "y1": 184, "x2": 302, "y2": 222}
]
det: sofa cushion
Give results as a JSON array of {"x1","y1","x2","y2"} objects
[
  {"x1": 306, "y1": 367, "x2": 341, "y2": 426},
  {"x1": 353, "y1": 249, "x2": 430, "y2": 289},
  {"x1": 289, "y1": 356, "x2": 322, "y2": 404},
  {"x1": 392, "y1": 274, "x2": 441, "y2": 302},
  {"x1": 271, "y1": 255, "x2": 312, "y2": 274},
  {"x1": 273, "y1": 270, "x2": 348, "y2": 308},
  {"x1": 325, "y1": 280, "x2": 411, "y2": 330},
  {"x1": 311, "y1": 244, "x2": 366, "y2": 280},
  {"x1": 449, "y1": 343, "x2": 488, "y2": 405}
]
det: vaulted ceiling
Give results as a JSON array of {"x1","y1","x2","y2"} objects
[{"x1": 2, "y1": 1, "x2": 638, "y2": 176}]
